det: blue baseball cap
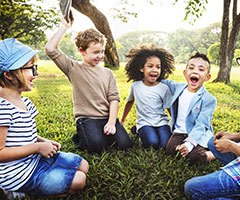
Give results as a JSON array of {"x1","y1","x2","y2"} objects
[{"x1": 0, "y1": 38, "x2": 40, "y2": 75}]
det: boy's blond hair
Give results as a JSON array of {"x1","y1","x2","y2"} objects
[{"x1": 75, "y1": 28, "x2": 106, "y2": 50}]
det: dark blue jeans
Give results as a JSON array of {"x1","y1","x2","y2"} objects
[
  {"x1": 138, "y1": 125, "x2": 171, "y2": 149},
  {"x1": 75, "y1": 118, "x2": 133, "y2": 153},
  {"x1": 208, "y1": 137, "x2": 237, "y2": 165}
]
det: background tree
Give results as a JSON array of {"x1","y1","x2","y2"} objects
[
  {"x1": 0, "y1": 0, "x2": 58, "y2": 46},
  {"x1": 72, "y1": 0, "x2": 120, "y2": 68},
  {"x1": 117, "y1": 30, "x2": 167, "y2": 62},
  {"x1": 167, "y1": 23, "x2": 221, "y2": 63},
  {"x1": 207, "y1": 42, "x2": 220, "y2": 65},
  {"x1": 214, "y1": 0, "x2": 240, "y2": 83},
  {"x1": 167, "y1": 29, "x2": 196, "y2": 63},
  {"x1": 178, "y1": 0, "x2": 240, "y2": 83}
]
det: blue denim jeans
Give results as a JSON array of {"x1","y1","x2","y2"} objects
[
  {"x1": 185, "y1": 170, "x2": 240, "y2": 199},
  {"x1": 18, "y1": 152, "x2": 82, "y2": 196},
  {"x1": 138, "y1": 125, "x2": 171, "y2": 149},
  {"x1": 208, "y1": 137, "x2": 237, "y2": 165},
  {"x1": 75, "y1": 118, "x2": 133, "y2": 153}
]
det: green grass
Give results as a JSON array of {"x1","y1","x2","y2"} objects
[{"x1": 1, "y1": 60, "x2": 240, "y2": 200}]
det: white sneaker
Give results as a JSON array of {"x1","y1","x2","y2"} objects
[{"x1": 3, "y1": 190, "x2": 25, "y2": 200}]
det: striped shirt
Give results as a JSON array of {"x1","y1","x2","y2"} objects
[
  {"x1": 223, "y1": 157, "x2": 240, "y2": 185},
  {"x1": 0, "y1": 97, "x2": 41, "y2": 191}
]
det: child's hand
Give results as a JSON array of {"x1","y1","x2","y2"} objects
[
  {"x1": 214, "y1": 138, "x2": 232, "y2": 153},
  {"x1": 104, "y1": 122, "x2": 116, "y2": 135},
  {"x1": 37, "y1": 141, "x2": 58, "y2": 158},
  {"x1": 50, "y1": 140, "x2": 61, "y2": 151},
  {"x1": 215, "y1": 131, "x2": 238, "y2": 142},
  {"x1": 61, "y1": 16, "x2": 72, "y2": 28},
  {"x1": 215, "y1": 131, "x2": 228, "y2": 140},
  {"x1": 176, "y1": 144, "x2": 189, "y2": 157}
]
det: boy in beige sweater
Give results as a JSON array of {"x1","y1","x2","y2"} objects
[{"x1": 45, "y1": 17, "x2": 132, "y2": 153}]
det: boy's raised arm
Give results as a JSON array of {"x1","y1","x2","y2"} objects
[{"x1": 45, "y1": 17, "x2": 72, "y2": 52}]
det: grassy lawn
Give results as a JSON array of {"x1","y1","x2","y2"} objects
[{"x1": 2, "y1": 60, "x2": 240, "y2": 199}]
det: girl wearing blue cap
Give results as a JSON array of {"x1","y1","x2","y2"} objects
[{"x1": 0, "y1": 38, "x2": 89, "y2": 198}]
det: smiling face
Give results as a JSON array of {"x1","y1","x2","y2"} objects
[
  {"x1": 140, "y1": 56, "x2": 161, "y2": 86},
  {"x1": 80, "y1": 42, "x2": 105, "y2": 67},
  {"x1": 184, "y1": 57, "x2": 211, "y2": 92},
  {"x1": 20, "y1": 59, "x2": 38, "y2": 92}
]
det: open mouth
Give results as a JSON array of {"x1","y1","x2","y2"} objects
[
  {"x1": 190, "y1": 76, "x2": 199, "y2": 84},
  {"x1": 149, "y1": 74, "x2": 158, "y2": 78}
]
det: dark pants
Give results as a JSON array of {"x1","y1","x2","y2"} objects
[
  {"x1": 166, "y1": 133, "x2": 208, "y2": 164},
  {"x1": 73, "y1": 118, "x2": 133, "y2": 153}
]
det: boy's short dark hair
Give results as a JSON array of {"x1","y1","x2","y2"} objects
[
  {"x1": 188, "y1": 52, "x2": 211, "y2": 71},
  {"x1": 75, "y1": 28, "x2": 106, "y2": 50}
]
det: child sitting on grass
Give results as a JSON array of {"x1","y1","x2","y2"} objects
[
  {"x1": 163, "y1": 52, "x2": 216, "y2": 164},
  {"x1": 45, "y1": 16, "x2": 132, "y2": 153},
  {"x1": 0, "y1": 38, "x2": 88, "y2": 198},
  {"x1": 185, "y1": 131, "x2": 240, "y2": 199},
  {"x1": 121, "y1": 45, "x2": 175, "y2": 149}
]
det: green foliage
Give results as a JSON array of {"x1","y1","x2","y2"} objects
[
  {"x1": 116, "y1": 22, "x2": 224, "y2": 65},
  {"x1": 1, "y1": 60, "x2": 240, "y2": 199},
  {"x1": 59, "y1": 33, "x2": 82, "y2": 61},
  {"x1": 207, "y1": 42, "x2": 220, "y2": 65},
  {"x1": 175, "y1": 0, "x2": 208, "y2": 24},
  {"x1": 117, "y1": 31, "x2": 168, "y2": 62},
  {"x1": 167, "y1": 23, "x2": 221, "y2": 63},
  {"x1": 112, "y1": 3, "x2": 138, "y2": 23},
  {"x1": 0, "y1": 0, "x2": 59, "y2": 46}
]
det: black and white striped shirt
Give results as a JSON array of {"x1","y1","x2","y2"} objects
[{"x1": 0, "y1": 97, "x2": 41, "y2": 191}]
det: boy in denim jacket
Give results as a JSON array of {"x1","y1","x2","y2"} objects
[{"x1": 163, "y1": 52, "x2": 216, "y2": 164}]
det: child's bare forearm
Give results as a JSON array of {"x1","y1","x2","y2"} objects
[{"x1": 121, "y1": 101, "x2": 134, "y2": 124}]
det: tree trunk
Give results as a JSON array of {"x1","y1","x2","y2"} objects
[
  {"x1": 72, "y1": 0, "x2": 119, "y2": 69},
  {"x1": 214, "y1": 0, "x2": 240, "y2": 83},
  {"x1": 213, "y1": 0, "x2": 231, "y2": 83}
]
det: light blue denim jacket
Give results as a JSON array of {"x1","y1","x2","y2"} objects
[{"x1": 162, "y1": 80, "x2": 217, "y2": 147}]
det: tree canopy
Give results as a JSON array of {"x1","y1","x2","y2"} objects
[{"x1": 0, "y1": 0, "x2": 58, "y2": 46}]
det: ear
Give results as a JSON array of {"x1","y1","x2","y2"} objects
[
  {"x1": 205, "y1": 73, "x2": 211, "y2": 82},
  {"x1": 140, "y1": 68, "x2": 144, "y2": 73},
  {"x1": 3, "y1": 72, "x2": 13, "y2": 80},
  {"x1": 79, "y1": 47, "x2": 85, "y2": 55}
]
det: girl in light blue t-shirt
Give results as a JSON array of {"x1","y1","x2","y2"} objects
[{"x1": 121, "y1": 45, "x2": 175, "y2": 149}]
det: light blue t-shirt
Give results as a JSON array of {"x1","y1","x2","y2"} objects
[{"x1": 127, "y1": 81, "x2": 172, "y2": 131}]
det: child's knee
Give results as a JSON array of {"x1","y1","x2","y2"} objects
[
  {"x1": 188, "y1": 151, "x2": 208, "y2": 164},
  {"x1": 79, "y1": 159, "x2": 89, "y2": 174},
  {"x1": 184, "y1": 178, "x2": 195, "y2": 198},
  {"x1": 117, "y1": 137, "x2": 133, "y2": 150},
  {"x1": 71, "y1": 171, "x2": 87, "y2": 192},
  {"x1": 165, "y1": 144, "x2": 176, "y2": 155}
]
